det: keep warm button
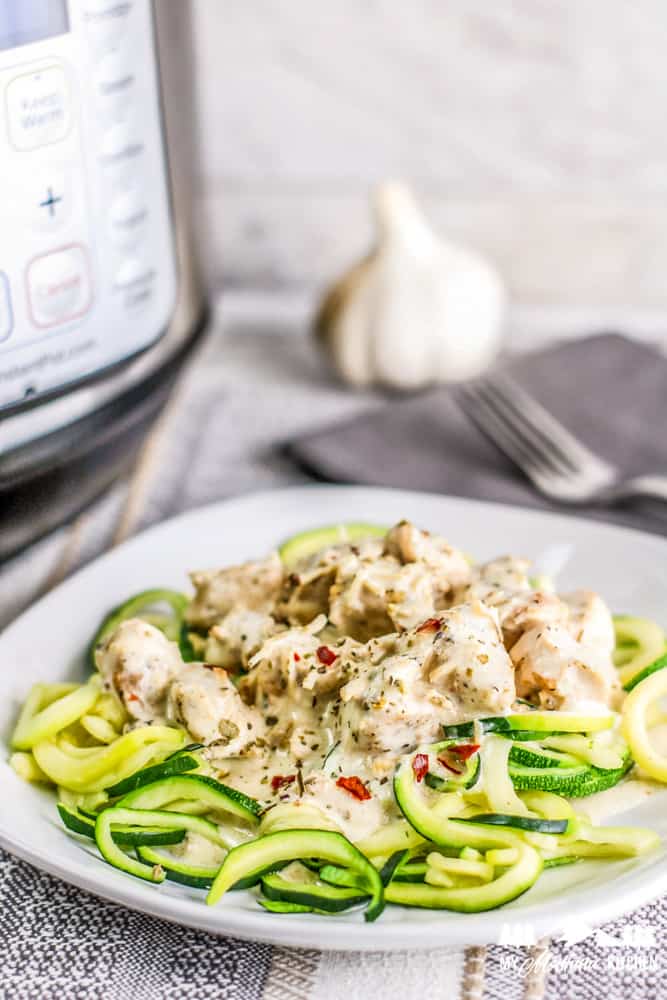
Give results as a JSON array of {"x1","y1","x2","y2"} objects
[
  {"x1": 27, "y1": 245, "x2": 92, "y2": 328},
  {"x1": 6, "y1": 65, "x2": 72, "y2": 151}
]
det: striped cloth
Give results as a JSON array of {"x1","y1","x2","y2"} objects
[{"x1": 1, "y1": 301, "x2": 665, "y2": 1000}]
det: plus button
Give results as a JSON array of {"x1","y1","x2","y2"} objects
[{"x1": 39, "y1": 187, "x2": 63, "y2": 217}]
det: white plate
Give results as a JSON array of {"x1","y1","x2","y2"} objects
[{"x1": 2, "y1": 485, "x2": 667, "y2": 951}]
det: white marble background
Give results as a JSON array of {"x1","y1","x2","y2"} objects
[{"x1": 183, "y1": 0, "x2": 667, "y2": 311}]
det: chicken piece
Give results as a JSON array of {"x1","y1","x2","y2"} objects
[
  {"x1": 423, "y1": 601, "x2": 517, "y2": 714},
  {"x1": 500, "y1": 590, "x2": 566, "y2": 649},
  {"x1": 337, "y1": 647, "x2": 447, "y2": 753},
  {"x1": 461, "y1": 555, "x2": 533, "y2": 599},
  {"x1": 460, "y1": 559, "x2": 619, "y2": 710},
  {"x1": 458, "y1": 556, "x2": 564, "y2": 648},
  {"x1": 240, "y1": 616, "x2": 350, "y2": 708},
  {"x1": 293, "y1": 538, "x2": 385, "y2": 577},
  {"x1": 281, "y1": 523, "x2": 471, "y2": 639},
  {"x1": 511, "y1": 623, "x2": 620, "y2": 710},
  {"x1": 96, "y1": 619, "x2": 182, "y2": 724},
  {"x1": 563, "y1": 590, "x2": 616, "y2": 654},
  {"x1": 204, "y1": 609, "x2": 278, "y2": 670},
  {"x1": 167, "y1": 662, "x2": 264, "y2": 751},
  {"x1": 335, "y1": 601, "x2": 515, "y2": 753},
  {"x1": 279, "y1": 539, "x2": 384, "y2": 625},
  {"x1": 383, "y1": 520, "x2": 471, "y2": 604},
  {"x1": 279, "y1": 566, "x2": 336, "y2": 625},
  {"x1": 329, "y1": 560, "x2": 439, "y2": 640},
  {"x1": 328, "y1": 526, "x2": 471, "y2": 641},
  {"x1": 185, "y1": 551, "x2": 283, "y2": 630},
  {"x1": 238, "y1": 618, "x2": 364, "y2": 760}
]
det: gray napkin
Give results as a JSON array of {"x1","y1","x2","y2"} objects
[{"x1": 287, "y1": 333, "x2": 667, "y2": 535}]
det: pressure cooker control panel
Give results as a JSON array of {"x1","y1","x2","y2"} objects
[{"x1": 0, "y1": 0, "x2": 177, "y2": 412}]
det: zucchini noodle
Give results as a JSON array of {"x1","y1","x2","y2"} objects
[
  {"x1": 384, "y1": 842, "x2": 543, "y2": 912},
  {"x1": 613, "y1": 615, "x2": 666, "y2": 687},
  {"x1": 161, "y1": 799, "x2": 211, "y2": 816},
  {"x1": 479, "y1": 734, "x2": 530, "y2": 816},
  {"x1": 426, "y1": 852, "x2": 494, "y2": 884},
  {"x1": 518, "y1": 791, "x2": 577, "y2": 826},
  {"x1": 542, "y1": 733, "x2": 627, "y2": 771},
  {"x1": 542, "y1": 823, "x2": 659, "y2": 860},
  {"x1": 11, "y1": 677, "x2": 102, "y2": 751},
  {"x1": 259, "y1": 803, "x2": 339, "y2": 835},
  {"x1": 9, "y1": 751, "x2": 50, "y2": 784},
  {"x1": 92, "y1": 691, "x2": 128, "y2": 730},
  {"x1": 355, "y1": 819, "x2": 427, "y2": 858},
  {"x1": 622, "y1": 668, "x2": 667, "y2": 782},
  {"x1": 58, "y1": 787, "x2": 109, "y2": 813},
  {"x1": 80, "y1": 715, "x2": 119, "y2": 745},
  {"x1": 33, "y1": 725, "x2": 186, "y2": 792}
]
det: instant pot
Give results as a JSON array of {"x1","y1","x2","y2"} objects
[{"x1": 0, "y1": 0, "x2": 207, "y2": 560}]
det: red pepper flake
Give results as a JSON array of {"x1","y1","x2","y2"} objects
[
  {"x1": 316, "y1": 645, "x2": 337, "y2": 666},
  {"x1": 416, "y1": 618, "x2": 442, "y2": 633},
  {"x1": 271, "y1": 774, "x2": 296, "y2": 793},
  {"x1": 127, "y1": 693, "x2": 140, "y2": 703},
  {"x1": 437, "y1": 757, "x2": 463, "y2": 775},
  {"x1": 336, "y1": 775, "x2": 371, "y2": 801},
  {"x1": 293, "y1": 652, "x2": 301, "y2": 662},
  {"x1": 450, "y1": 743, "x2": 480, "y2": 760},
  {"x1": 411, "y1": 753, "x2": 429, "y2": 782}
]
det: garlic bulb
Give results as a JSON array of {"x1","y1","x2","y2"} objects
[{"x1": 315, "y1": 182, "x2": 506, "y2": 390}]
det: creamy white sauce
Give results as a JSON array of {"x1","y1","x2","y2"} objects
[
  {"x1": 174, "y1": 832, "x2": 227, "y2": 868},
  {"x1": 576, "y1": 776, "x2": 661, "y2": 824}
]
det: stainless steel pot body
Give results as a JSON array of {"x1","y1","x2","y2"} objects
[{"x1": 0, "y1": 1, "x2": 207, "y2": 559}]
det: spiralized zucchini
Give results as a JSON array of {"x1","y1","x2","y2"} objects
[
  {"x1": 9, "y1": 751, "x2": 50, "y2": 784},
  {"x1": 92, "y1": 691, "x2": 128, "y2": 730},
  {"x1": 355, "y1": 820, "x2": 427, "y2": 858},
  {"x1": 479, "y1": 734, "x2": 529, "y2": 815},
  {"x1": 518, "y1": 791, "x2": 577, "y2": 829},
  {"x1": 259, "y1": 803, "x2": 339, "y2": 835},
  {"x1": 80, "y1": 714, "x2": 119, "y2": 745},
  {"x1": 58, "y1": 786, "x2": 109, "y2": 813},
  {"x1": 33, "y1": 725, "x2": 186, "y2": 792},
  {"x1": 622, "y1": 668, "x2": 667, "y2": 783},
  {"x1": 385, "y1": 842, "x2": 543, "y2": 912},
  {"x1": 11, "y1": 678, "x2": 102, "y2": 751},
  {"x1": 9, "y1": 669, "x2": 190, "y2": 797},
  {"x1": 426, "y1": 852, "x2": 494, "y2": 884},
  {"x1": 38, "y1": 717, "x2": 660, "y2": 917},
  {"x1": 613, "y1": 615, "x2": 666, "y2": 687}
]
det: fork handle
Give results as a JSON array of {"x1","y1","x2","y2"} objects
[{"x1": 617, "y1": 475, "x2": 667, "y2": 504}]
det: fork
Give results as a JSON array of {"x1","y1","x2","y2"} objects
[{"x1": 457, "y1": 373, "x2": 667, "y2": 506}]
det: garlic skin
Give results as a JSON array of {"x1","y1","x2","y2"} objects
[{"x1": 315, "y1": 183, "x2": 506, "y2": 390}]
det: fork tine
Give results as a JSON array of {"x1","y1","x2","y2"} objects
[
  {"x1": 461, "y1": 382, "x2": 567, "y2": 477},
  {"x1": 458, "y1": 385, "x2": 559, "y2": 479},
  {"x1": 482, "y1": 374, "x2": 610, "y2": 475},
  {"x1": 475, "y1": 381, "x2": 577, "y2": 476}
]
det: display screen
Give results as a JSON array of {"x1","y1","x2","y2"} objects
[{"x1": 0, "y1": 1, "x2": 69, "y2": 52}]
